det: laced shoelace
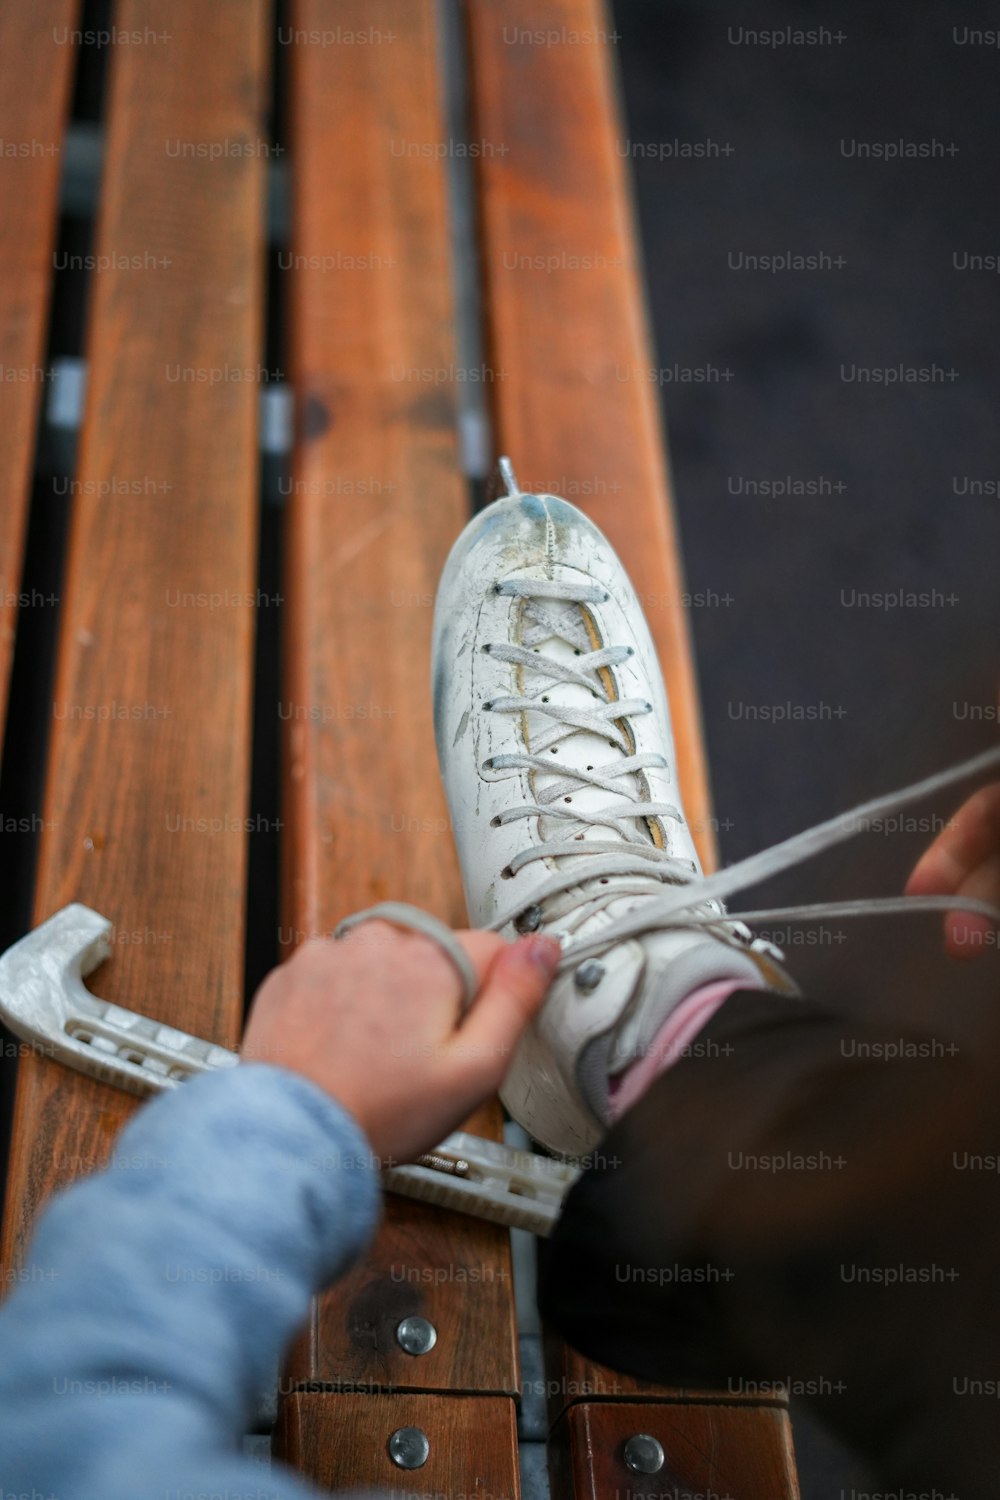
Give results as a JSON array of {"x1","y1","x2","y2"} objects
[{"x1": 482, "y1": 577, "x2": 1000, "y2": 973}]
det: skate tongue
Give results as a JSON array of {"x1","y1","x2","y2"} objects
[
  {"x1": 519, "y1": 617, "x2": 668, "y2": 937},
  {"x1": 503, "y1": 591, "x2": 721, "y2": 946},
  {"x1": 521, "y1": 617, "x2": 657, "y2": 857}
]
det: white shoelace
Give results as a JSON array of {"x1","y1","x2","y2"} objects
[{"x1": 483, "y1": 578, "x2": 1000, "y2": 972}]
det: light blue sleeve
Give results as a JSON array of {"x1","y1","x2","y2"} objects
[{"x1": 0, "y1": 1062, "x2": 384, "y2": 1499}]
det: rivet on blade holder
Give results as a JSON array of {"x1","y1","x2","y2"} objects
[{"x1": 574, "y1": 959, "x2": 604, "y2": 992}]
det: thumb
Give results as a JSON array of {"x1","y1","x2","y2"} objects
[{"x1": 451, "y1": 935, "x2": 562, "y2": 1093}]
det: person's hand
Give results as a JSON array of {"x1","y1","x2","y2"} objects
[
  {"x1": 240, "y1": 920, "x2": 561, "y2": 1162},
  {"x1": 905, "y1": 783, "x2": 1000, "y2": 960}
]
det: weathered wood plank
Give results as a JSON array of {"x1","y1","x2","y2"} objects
[
  {"x1": 466, "y1": 0, "x2": 718, "y2": 874},
  {"x1": 1, "y1": 0, "x2": 268, "y2": 1267},
  {"x1": 549, "y1": 1399, "x2": 799, "y2": 1500},
  {"x1": 287, "y1": 1192, "x2": 518, "y2": 1395},
  {"x1": 276, "y1": 1392, "x2": 521, "y2": 1496},
  {"x1": 283, "y1": 0, "x2": 471, "y2": 938},
  {"x1": 543, "y1": 1329, "x2": 795, "y2": 1419},
  {"x1": 281, "y1": 0, "x2": 517, "y2": 1404},
  {"x1": 0, "y1": 2, "x2": 79, "y2": 739}
]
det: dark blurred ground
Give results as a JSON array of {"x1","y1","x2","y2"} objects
[{"x1": 613, "y1": 1, "x2": 1000, "y2": 1489}]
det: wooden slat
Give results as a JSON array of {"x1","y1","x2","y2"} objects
[
  {"x1": 283, "y1": 0, "x2": 469, "y2": 932},
  {"x1": 275, "y1": 1392, "x2": 520, "y2": 1497},
  {"x1": 0, "y1": 2, "x2": 79, "y2": 739},
  {"x1": 287, "y1": 1192, "x2": 518, "y2": 1395},
  {"x1": 467, "y1": 4, "x2": 799, "y2": 1495},
  {"x1": 466, "y1": 0, "x2": 718, "y2": 876},
  {"x1": 281, "y1": 0, "x2": 518, "y2": 1420},
  {"x1": 1, "y1": 0, "x2": 267, "y2": 1267},
  {"x1": 543, "y1": 1331, "x2": 794, "y2": 1422},
  {"x1": 549, "y1": 1400, "x2": 798, "y2": 1500}
]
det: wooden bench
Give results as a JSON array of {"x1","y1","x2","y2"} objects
[{"x1": 0, "y1": 3, "x2": 800, "y2": 1496}]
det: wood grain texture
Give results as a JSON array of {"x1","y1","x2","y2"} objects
[
  {"x1": 283, "y1": 0, "x2": 470, "y2": 938},
  {"x1": 0, "y1": 1, "x2": 79, "y2": 740},
  {"x1": 288, "y1": 1191, "x2": 518, "y2": 1395},
  {"x1": 549, "y1": 1400, "x2": 800, "y2": 1500},
  {"x1": 465, "y1": 0, "x2": 718, "y2": 876},
  {"x1": 276, "y1": 1392, "x2": 520, "y2": 1497},
  {"x1": 1, "y1": 0, "x2": 268, "y2": 1268},
  {"x1": 542, "y1": 1330, "x2": 794, "y2": 1423},
  {"x1": 282, "y1": 0, "x2": 516, "y2": 1400}
]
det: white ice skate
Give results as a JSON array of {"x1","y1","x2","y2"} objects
[{"x1": 432, "y1": 459, "x2": 796, "y2": 1156}]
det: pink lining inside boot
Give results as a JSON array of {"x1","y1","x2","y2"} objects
[{"x1": 607, "y1": 978, "x2": 757, "y2": 1124}]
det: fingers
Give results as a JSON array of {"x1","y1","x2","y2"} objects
[
  {"x1": 940, "y1": 853, "x2": 1000, "y2": 960},
  {"x1": 335, "y1": 919, "x2": 505, "y2": 1004},
  {"x1": 906, "y1": 784, "x2": 1000, "y2": 962},
  {"x1": 317, "y1": 919, "x2": 558, "y2": 1047},
  {"x1": 453, "y1": 929, "x2": 509, "y2": 983},
  {"x1": 242, "y1": 914, "x2": 558, "y2": 1162},
  {"x1": 451, "y1": 935, "x2": 562, "y2": 1094},
  {"x1": 906, "y1": 784, "x2": 1000, "y2": 896}
]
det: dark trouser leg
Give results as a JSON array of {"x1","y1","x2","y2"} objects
[{"x1": 539, "y1": 990, "x2": 1000, "y2": 1499}]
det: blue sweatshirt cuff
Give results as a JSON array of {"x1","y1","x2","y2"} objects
[{"x1": 0, "y1": 1062, "x2": 383, "y2": 1496}]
